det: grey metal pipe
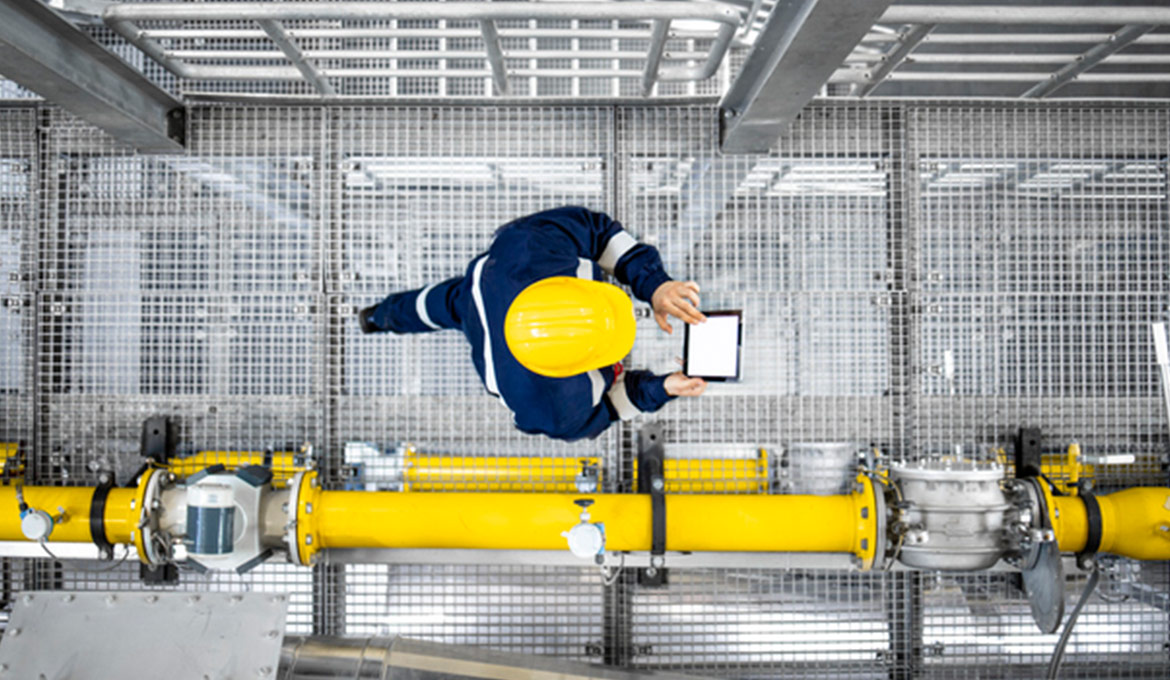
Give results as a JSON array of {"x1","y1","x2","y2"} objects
[
  {"x1": 880, "y1": 5, "x2": 1170, "y2": 25},
  {"x1": 164, "y1": 49, "x2": 716, "y2": 61},
  {"x1": 105, "y1": 2, "x2": 743, "y2": 23},
  {"x1": 479, "y1": 20, "x2": 509, "y2": 95},
  {"x1": 277, "y1": 636, "x2": 712, "y2": 680},
  {"x1": 141, "y1": 28, "x2": 722, "y2": 40},
  {"x1": 1022, "y1": 24, "x2": 1155, "y2": 98},
  {"x1": 854, "y1": 23, "x2": 935, "y2": 97},
  {"x1": 641, "y1": 19, "x2": 671, "y2": 96},
  {"x1": 832, "y1": 70, "x2": 1170, "y2": 83},
  {"x1": 258, "y1": 19, "x2": 336, "y2": 96}
]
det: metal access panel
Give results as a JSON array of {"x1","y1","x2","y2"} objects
[{"x1": 0, "y1": 591, "x2": 288, "y2": 679}]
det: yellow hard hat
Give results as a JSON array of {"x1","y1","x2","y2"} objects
[{"x1": 504, "y1": 277, "x2": 636, "y2": 378}]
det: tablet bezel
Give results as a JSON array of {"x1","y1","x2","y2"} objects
[{"x1": 682, "y1": 309, "x2": 742, "y2": 382}]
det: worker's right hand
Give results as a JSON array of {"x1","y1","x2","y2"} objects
[
  {"x1": 664, "y1": 371, "x2": 707, "y2": 397},
  {"x1": 651, "y1": 281, "x2": 706, "y2": 334}
]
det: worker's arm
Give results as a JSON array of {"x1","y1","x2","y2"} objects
[
  {"x1": 517, "y1": 206, "x2": 673, "y2": 303},
  {"x1": 545, "y1": 370, "x2": 706, "y2": 441},
  {"x1": 364, "y1": 276, "x2": 465, "y2": 333}
]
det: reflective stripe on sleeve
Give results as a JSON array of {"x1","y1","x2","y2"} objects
[
  {"x1": 576, "y1": 257, "x2": 593, "y2": 280},
  {"x1": 597, "y1": 230, "x2": 638, "y2": 275},
  {"x1": 471, "y1": 258, "x2": 505, "y2": 404},
  {"x1": 587, "y1": 369, "x2": 605, "y2": 407},
  {"x1": 606, "y1": 374, "x2": 641, "y2": 420},
  {"x1": 414, "y1": 282, "x2": 440, "y2": 330}
]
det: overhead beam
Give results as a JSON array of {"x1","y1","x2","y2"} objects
[
  {"x1": 0, "y1": 0, "x2": 183, "y2": 152},
  {"x1": 1022, "y1": 24, "x2": 1155, "y2": 98},
  {"x1": 853, "y1": 23, "x2": 935, "y2": 98},
  {"x1": 719, "y1": 0, "x2": 894, "y2": 154}
]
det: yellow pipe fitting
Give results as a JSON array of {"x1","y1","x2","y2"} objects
[
  {"x1": 294, "y1": 473, "x2": 880, "y2": 567},
  {"x1": 0, "y1": 443, "x2": 23, "y2": 483},
  {"x1": 1051, "y1": 486, "x2": 1170, "y2": 561},
  {"x1": 403, "y1": 454, "x2": 600, "y2": 492}
]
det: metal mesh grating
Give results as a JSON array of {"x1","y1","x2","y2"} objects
[
  {"x1": 342, "y1": 564, "x2": 603, "y2": 659},
  {"x1": 0, "y1": 100, "x2": 1165, "y2": 676}
]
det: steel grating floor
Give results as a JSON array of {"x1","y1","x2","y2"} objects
[{"x1": 0, "y1": 101, "x2": 1168, "y2": 677}]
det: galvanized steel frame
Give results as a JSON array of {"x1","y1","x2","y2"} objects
[{"x1": 103, "y1": 2, "x2": 744, "y2": 98}]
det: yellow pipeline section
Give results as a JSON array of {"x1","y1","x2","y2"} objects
[
  {"x1": 401, "y1": 449, "x2": 768, "y2": 493},
  {"x1": 292, "y1": 471, "x2": 880, "y2": 567},
  {"x1": 0, "y1": 479, "x2": 144, "y2": 547},
  {"x1": 403, "y1": 454, "x2": 600, "y2": 492},
  {"x1": 1049, "y1": 486, "x2": 1170, "y2": 560}
]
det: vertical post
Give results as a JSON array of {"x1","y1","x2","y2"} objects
[
  {"x1": 312, "y1": 563, "x2": 347, "y2": 636},
  {"x1": 886, "y1": 105, "x2": 917, "y2": 461},
  {"x1": 314, "y1": 108, "x2": 347, "y2": 638},
  {"x1": 884, "y1": 104, "x2": 924, "y2": 679},
  {"x1": 886, "y1": 571, "x2": 924, "y2": 679},
  {"x1": 601, "y1": 567, "x2": 635, "y2": 666}
]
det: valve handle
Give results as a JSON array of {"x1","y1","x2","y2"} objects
[{"x1": 574, "y1": 499, "x2": 594, "y2": 509}]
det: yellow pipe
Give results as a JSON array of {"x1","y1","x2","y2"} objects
[
  {"x1": 0, "y1": 485, "x2": 96, "y2": 543},
  {"x1": 403, "y1": 454, "x2": 600, "y2": 492},
  {"x1": 294, "y1": 472, "x2": 879, "y2": 567},
  {"x1": 1052, "y1": 486, "x2": 1170, "y2": 560}
]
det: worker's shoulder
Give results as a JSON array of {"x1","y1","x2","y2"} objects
[{"x1": 504, "y1": 371, "x2": 600, "y2": 435}]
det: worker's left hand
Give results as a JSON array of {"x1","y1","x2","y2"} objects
[
  {"x1": 651, "y1": 280, "x2": 706, "y2": 334},
  {"x1": 664, "y1": 371, "x2": 707, "y2": 397}
]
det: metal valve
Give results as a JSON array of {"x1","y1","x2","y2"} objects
[{"x1": 562, "y1": 499, "x2": 605, "y2": 561}]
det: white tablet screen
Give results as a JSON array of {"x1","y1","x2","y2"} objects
[{"x1": 685, "y1": 313, "x2": 740, "y2": 379}]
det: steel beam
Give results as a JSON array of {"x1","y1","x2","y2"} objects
[
  {"x1": 719, "y1": 0, "x2": 894, "y2": 153},
  {"x1": 1022, "y1": 24, "x2": 1155, "y2": 98},
  {"x1": 853, "y1": 23, "x2": 935, "y2": 98},
  {"x1": 0, "y1": 0, "x2": 183, "y2": 152},
  {"x1": 258, "y1": 19, "x2": 336, "y2": 96}
]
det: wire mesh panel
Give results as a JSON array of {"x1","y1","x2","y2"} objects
[
  {"x1": 0, "y1": 100, "x2": 1166, "y2": 676},
  {"x1": 618, "y1": 105, "x2": 898, "y2": 490},
  {"x1": 629, "y1": 569, "x2": 892, "y2": 679},
  {"x1": 910, "y1": 104, "x2": 1170, "y2": 678},
  {"x1": 342, "y1": 564, "x2": 603, "y2": 659},
  {"x1": 325, "y1": 106, "x2": 618, "y2": 489},
  {"x1": 0, "y1": 108, "x2": 35, "y2": 476},
  {"x1": 920, "y1": 568, "x2": 1170, "y2": 680}
]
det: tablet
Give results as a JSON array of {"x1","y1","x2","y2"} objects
[{"x1": 683, "y1": 310, "x2": 742, "y2": 381}]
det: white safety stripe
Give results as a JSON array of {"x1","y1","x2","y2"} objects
[
  {"x1": 576, "y1": 257, "x2": 593, "y2": 280},
  {"x1": 470, "y1": 258, "x2": 504, "y2": 401},
  {"x1": 606, "y1": 375, "x2": 641, "y2": 420},
  {"x1": 587, "y1": 369, "x2": 605, "y2": 407},
  {"x1": 597, "y1": 230, "x2": 638, "y2": 274},
  {"x1": 414, "y1": 282, "x2": 440, "y2": 330}
]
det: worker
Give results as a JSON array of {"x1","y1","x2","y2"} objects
[{"x1": 358, "y1": 206, "x2": 708, "y2": 441}]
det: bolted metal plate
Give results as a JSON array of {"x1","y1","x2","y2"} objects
[
  {"x1": 0, "y1": 591, "x2": 289, "y2": 680},
  {"x1": 1021, "y1": 541, "x2": 1065, "y2": 634}
]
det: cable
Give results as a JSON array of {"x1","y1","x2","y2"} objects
[
  {"x1": 601, "y1": 552, "x2": 626, "y2": 587},
  {"x1": 38, "y1": 539, "x2": 132, "y2": 573},
  {"x1": 1045, "y1": 567, "x2": 1100, "y2": 680}
]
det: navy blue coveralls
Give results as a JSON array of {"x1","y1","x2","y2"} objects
[{"x1": 366, "y1": 207, "x2": 676, "y2": 441}]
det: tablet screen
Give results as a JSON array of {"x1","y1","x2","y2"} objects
[{"x1": 684, "y1": 311, "x2": 741, "y2": 380}]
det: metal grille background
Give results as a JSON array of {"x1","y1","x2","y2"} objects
[{"x1": 0, "y1": 101, "x2": 1167, "y2": 676}]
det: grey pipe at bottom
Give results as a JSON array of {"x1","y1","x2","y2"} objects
[{"x1": 278, "y1": 636, "x2": 712, "y2": 680}]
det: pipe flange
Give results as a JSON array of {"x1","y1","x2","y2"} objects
[
  {"x1": 132, "y1": 468, "x2": 171, "y2": 568},
  {"x1": 285, "y1": 469, "x2": 321, "y2": 567},
  {"x1": 284, "y1": 470, "x2": 307, "y2": 566}
]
